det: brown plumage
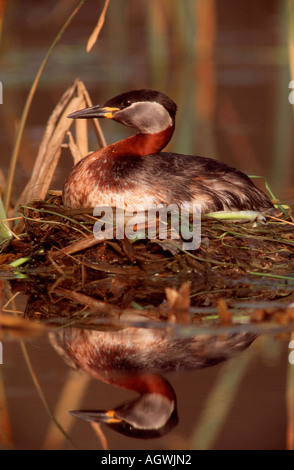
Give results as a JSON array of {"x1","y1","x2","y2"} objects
[{"x1": 63, "y1": 89, "x2": 273, "y2": 213}]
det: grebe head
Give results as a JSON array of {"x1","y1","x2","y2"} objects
[
  {"x1": 70, "y1": 389, "x2": 178, "y2": 439},
  {"x1": 68, "y1": 89, "x2": 177, "y2": 134}
]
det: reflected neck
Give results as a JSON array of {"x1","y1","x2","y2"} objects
[{"x1": 109, "y1": 372, "x2": 175, "y2": 400}]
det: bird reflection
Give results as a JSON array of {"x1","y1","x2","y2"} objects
[
  {"x1": 70, "y1": 374, "x2": 178, "y2": 439},
  {"x1": 49, "y1": 315, "x2": 257, "y2": 439}
]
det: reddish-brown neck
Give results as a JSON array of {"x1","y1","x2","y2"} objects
[
  {"x1": 106, "y1": 125, "x2": 174, "y2": 157},
  {"x1": 108, "y1": 372, "x2": 175, "y2": 400}
]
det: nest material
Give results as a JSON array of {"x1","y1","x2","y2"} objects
[{"x1": 2, "y1": 195, "x2": 294, "y2": 322}]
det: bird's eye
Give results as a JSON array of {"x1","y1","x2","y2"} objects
[{"x1": 121, "y1": 99, "x2": 131, "y2": 108}]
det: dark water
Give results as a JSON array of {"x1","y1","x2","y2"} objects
[{"x1": 0, "y1": 0, "x2": 294, "y2": 450}]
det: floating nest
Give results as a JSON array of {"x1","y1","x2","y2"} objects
[
  {"x1": 1, "y1": 194, "x2": 294, "y2": 327},
  {"x1": 1, "y1": 81, "x2": 293, "y2": 328}
]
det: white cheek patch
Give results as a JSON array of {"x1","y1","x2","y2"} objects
[{"x1": 116, "y1": 101, "x2": 173, "y2": 133}]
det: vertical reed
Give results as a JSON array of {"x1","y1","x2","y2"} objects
[{"x1": 4, "y1": 0, "x2": 86, "y2": 214}]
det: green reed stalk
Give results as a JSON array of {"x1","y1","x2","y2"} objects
[{"x1": 0, "y1": 195, "x2": 11, "y2": 240}]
